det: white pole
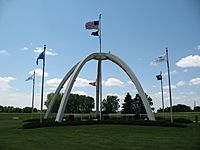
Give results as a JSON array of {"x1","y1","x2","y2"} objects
[{"x1": 166, "y1": 48, "x2": 173, "y2": 123}]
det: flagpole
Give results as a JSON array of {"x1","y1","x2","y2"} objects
[
  {"x1": 166, "y1": 48, "x2": 173, "y2": 123},
  {"x1": 99, "y1": 14, "x2": 102, "y2": 120},
  {"x1": 31, "y1": 70, "x2": 35, "y2": 119},
  {"x1": 160, "y1": 71, "x2": 165, "y2": 116},
  {"x1": 99, "y1": 14, "x2": 102, "y2": 53},
  {"x1": 95, "y1": 14, "x2": 103, "y2": 120},
  {"x1": 40, "y1": 45, "x2": 46, "y2": 123}
]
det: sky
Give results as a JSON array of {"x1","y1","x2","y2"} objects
[{"x1": 0, "y1": 0, "x2": 200, "y2": 111}]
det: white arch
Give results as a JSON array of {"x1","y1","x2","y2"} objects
[
  {"x1": 44, "y1": 52, "x2": 155, "y2": 122},
  {"x1": 105, "y1": 53, "x2": 155, "y2": 121},
  {"x1": 55, "y1": 53, "x2": 98, "y2": 122},
  {"x1": 44, "y1": 63, "x2": 78, "y2": 119}
]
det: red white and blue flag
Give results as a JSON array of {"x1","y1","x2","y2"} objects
[{"x1": 85, "y1": 21, "x2": 99, "y2": 30}]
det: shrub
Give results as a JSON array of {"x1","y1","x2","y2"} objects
[{"x1": 23, "y1": 119, "x2": 186, "y2": 129}]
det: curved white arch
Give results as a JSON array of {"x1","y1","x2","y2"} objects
[
  {"x1": 45, "y1": 52, "x2": 155, "y2": 122},
  {"x1": 44, "y1": 63, "x2": 79, "y2": 119},
  {"x1": 55, "y1": 53, "x2": 99, "y2": 122},
  {"x1": 105, "y1": 53, "x2": 155, "y2": 121}
]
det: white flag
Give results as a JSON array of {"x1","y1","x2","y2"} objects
[
  {"x1": 25, "y1": 74, "x2": 34, "y2": 81},
  {"x1": 154, "y1": 54, "x2": 167, "y2": 64}
]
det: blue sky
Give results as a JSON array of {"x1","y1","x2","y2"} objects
[{"x1": 0, "y1": 0, "x2": 200, "y2": 111}]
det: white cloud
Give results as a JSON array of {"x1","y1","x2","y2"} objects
[
  {"x1": 127, "y1": 81, "x2": 134, "y2": 85},
  {"x1": 105, "y1": 93, "x2": 122, "y2": 99},
  {"x1": 34, "y1": 47, "x2": 57, "y2": 56},
  {"x1": 0, "y1": 76, "x2": 15, "y2": 82},
  {"x1": 72, "y1": 91, "x2": 87, "y2": 96},
  {"x1": 0, "y1": 89, "x2": 41, "y2": 109},
  {"x1": 194, "y1": 45, "x2": 200, "y2": 50},
  {"x1": 176, "y1": 80, "x2": 186, "y2": 87},
  {"x1": 46, "y1": 77, "x2": 94, "y2": 88},
  {"x1": 189, "y1": 77, "x2": 200, "y2": 86},
  {"x1": 74, "y1": 77, "x2": 91, "y2": 87},
  {"x1": 46, "y1": 78, "x2": 62, "y2": 87},
  {"x1": 172, "y1": 92, "x2": 200, "y2": 108},
  {"x1": 0, "y1": 76, "x2": 16, "y2": 91},
  {"x1": 163, "y1": 84, "x2": 177, "y2": 90},
  {"x1": 151, "y1": 91, "x2": 168, "y2": 100},
  {"x1": 176, "y1": 55, "x2": 200, "y2": 68},
  {"x1": 151, "y1": 91, "x2": 200, "y2": 111},
  {"x1": 29, "y1": 69, "x2": 48, "y2": 77},
  {"x1": 163, "y1": 70, "x2": 177, "y2": 76},
  {"x1": 0, "y1": 76, "x2": 42, "y2": 108},
  {"x1": 104, "y1": 78, "x2": 124, "y2": 87},
  {"x1": 0, "y1": 49, "x2": 9, "y2": 56},
  {"x1": 21, "y1": 47, "x2": 28, "y2": 51}
]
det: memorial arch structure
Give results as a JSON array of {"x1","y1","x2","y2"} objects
[{"x1": 44, "y1": 52, "x2": 155, "y2": 122}]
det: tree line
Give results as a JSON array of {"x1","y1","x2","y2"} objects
[
  {"x1": 1, "y1": 92, "x2": 199, "y2": 114},
  {"x1": 0, "y1": 106, "x2": 38, "y2": 113},
  {"x1": 45, "y1": 93, "x2": 95, "y2": 113},
  {"x1": 157, "y1": 104, "x2": 200, "y2": 112},
  {"x1": 44, "y1": 92, "x2": 153, "y2": 115}
]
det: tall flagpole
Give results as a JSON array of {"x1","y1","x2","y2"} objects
[
  {"x1": 31, "y1": 70, "x2": 35, "y2": 119},
  {"x1": 160, "y1": 71, "x2": 164, "y2": 116},
  {"x1": 99, "y1": 14, "x2": 102, "y2": 120},
  {"x1": 99, "y1": 14, "x2": 102, "y2": 53},
  {"x1": 96, "y1": 14, "x2": 102, "y2": 120},
  {"x1": 40, "y1": 45, "x2": 46, "y2": 123},
  {"x1": 166, "y1": 48, "x2": 173, "y2": 123}
]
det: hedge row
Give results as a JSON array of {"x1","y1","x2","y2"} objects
[{"x1": 23, "y1": 119, "x2": 187, "y2": 129}]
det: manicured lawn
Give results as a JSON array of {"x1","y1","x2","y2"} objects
[
  {"x1": 0, "y1": 118, "x2": 200, "y2": 150},
  {"x1": 156, "y1": 112, "x2": 200, "y2": 122}
]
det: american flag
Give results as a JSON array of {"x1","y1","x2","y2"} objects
[{"x1": 85, "y1": 21, "x2": 99, "y2": 30}]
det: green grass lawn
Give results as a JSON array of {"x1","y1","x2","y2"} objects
[
  {"x1": 156, "y1": 112, "x2": 200, "y2": 122},
  {"x1": 0, "y1": 113, "x2": 200, "y2": 150}
]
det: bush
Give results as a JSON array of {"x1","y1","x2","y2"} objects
[
  {"x1": 167, "y1": 118, "x2": 193, "y2": 124},
  {"x1": 69, "y1": 115, "x2": 75, "y2": 121},
  {"x1": 23, "y1": 119, "x2": 62, "y2": 129},
  {"x1": 23, "y1": 119, "x2": 186, "y2": 129},
  {"x1": 155, "y1": 117, "x2": 192, "y2": 124}
]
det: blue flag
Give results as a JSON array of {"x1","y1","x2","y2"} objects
[{"x1": 36, "y1": 51, "x2": 45, "y2": 65}]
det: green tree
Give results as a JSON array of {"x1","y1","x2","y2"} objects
[
  {"x1": 0, "y1": 105, "x2": 3, "y2": 112},
  {"x1": 45, "y1": 93, "x2": 64, "y2": 113},
  {"x1": 122, "y1": 93, "x2": 153, "y2": 114},
  {"x1": 102, "y1": 95, "x2": 120, "y2": 114},
  {"x1": 22, "y1": 107, "x2": 32, "y2": 113},
  {"x1": 132, "y1": 93, "x2": 153, "y2": 114},
  {"x1": 14, "y1": 107, "x2": 22, "y2": 113},
  {"x1": 45, "y1": 93, "x2": 94, "y2": 113},
  {"x1": 194, "y1": 106, "x2": 200, "y2": 112},
  {"x1": 122, "y1": 93, "x2": 135, "y2": 114},
  {"x1": 164, "y1": 104, "x2": 191, "y2": 112}
]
